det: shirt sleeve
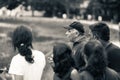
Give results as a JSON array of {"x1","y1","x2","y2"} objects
[
  {"x1": 38, "y1": 51, "x2": 46, "y2": 68},
  {"x1": 42, "y1": 53, "x2": 46, "y2": 68},
  {"x1": 9, "y1": 56, "x2": 24, "y2": 75}
]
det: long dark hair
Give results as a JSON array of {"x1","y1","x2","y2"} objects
[
  {"x1": 12, "y1": 25, "x2": 34, "y2": 63},
  {"x1": 84, "y1": 40, "x2": 107, "y2": 80},
  {"x1": 53, "y1": 43, "x2": 74, "y2": 79}
]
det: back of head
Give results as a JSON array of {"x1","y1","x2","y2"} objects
[
  {"x1": 84, "y1": 40, "x2": 107, "y2": 78},
  {"x1": 53, "y1": 43, "x2": 74, "y2": 78},
  {"x1": 12, "y1": 25, "x2": 34, "y2": 63},
  {"x1": 12, "y1": 25, "x2": 32, "y2": 49},
  {"x1": 53, "y1": 43, "x2": 71, "y2": 58},
  {"x1": 90, "y1": 22, "x2": 110, "y2": 41}
]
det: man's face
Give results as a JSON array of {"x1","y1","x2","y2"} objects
[{"x1": 65, "y1": 28, "x2": 79, "y2": 42}]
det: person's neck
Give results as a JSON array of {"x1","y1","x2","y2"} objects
[
  {"x1": 99, "y1": 39, "x2": 110, "y2": 48},
  {"x1": 74, "y1": 35, "x2": 86, "y2": 43}
]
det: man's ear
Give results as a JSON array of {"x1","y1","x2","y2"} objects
[
  {"x1": 95, "y1": 33, "x2": 100, "y2": 40},
  {"x1": 75, "y1": 31, "x2": 80, "y2": 36}
]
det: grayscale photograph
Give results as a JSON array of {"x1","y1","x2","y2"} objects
[{"x1": 0, "y1": 0, "x2": 120, "y2": 80}]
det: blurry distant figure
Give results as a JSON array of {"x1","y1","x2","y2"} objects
[
  {"x1": 8, "y1": 25, "x2": 46, "y2": 80},
  {"x1": 53, "y1": 43, "x2": 79, "y2": 80},
  {"x1": 98, "y1": 16, "x2": 102, "y2": 21},
  {"x1": 89, "y1": 22, "x2": 120, "y2": 73},
  {"x1": 10, "y1": 4, "x2": 25, "y2": 17},
  {"x1": 79, "y1": 40, "x2": 120, "y2": 80},
  {"x1": 62, "y1": 14, "x2": 67, "y2": 19},
  {"x1": 0, "y1": 6, "x2": 7, "y2": 16},
  {"x1": 87, "y1": 14, "x2": 92, "y2": 20},
  {"x1": 64, "y1": 21, "x2": 89, "y2": 71}
]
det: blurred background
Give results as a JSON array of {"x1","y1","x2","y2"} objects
[
  {"x1": 0, "y1": 0, "x2": 120, "y2": 80},
  {"x1": 0, "y1": 0, "x2": 120, "y2": 23}
]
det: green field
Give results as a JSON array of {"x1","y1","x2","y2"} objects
[{"x1": 0, "y1": 17, "x2": 119, "y2": 80}]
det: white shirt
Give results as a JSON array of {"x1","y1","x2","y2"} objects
[{"x1": 9, "y1": 49, "x2": 46, "y2": 80}]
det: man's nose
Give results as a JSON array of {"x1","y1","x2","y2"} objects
[{"x1": 65, "y1": 31, "x2": 69, "y2": 35}]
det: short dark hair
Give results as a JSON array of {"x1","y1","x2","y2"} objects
[
  {"x1": 90, "y1": 22, "x2": 110, "y2": 41},
  {"x1": 12, "y1": 25, "x2": 34, "y2": 63}
]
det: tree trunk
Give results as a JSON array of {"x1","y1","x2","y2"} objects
[{"x1": 65, "y1": 0, "x2": 70, "y2": 18}]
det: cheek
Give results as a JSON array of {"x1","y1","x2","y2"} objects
[
  {"x1": 71, "y1": 32, "x2": 78, "y2": 38},
  {"x1": 68, "y1": 33, "x2": 76, "y2": 39},
  {"x1": 65, "y1": 32, "x2": 71, "y2": 36}
]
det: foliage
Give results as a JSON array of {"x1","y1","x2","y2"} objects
[
  {"x1": 0, "y1": 0, "x2": 83, "y2": 18},
  {"x1": 29, "y1": 0, "x2": 83, "y2": 18},
  {"x1": 86, "y1": 0, "x2": 120, "y2": 23},
  {"x1": 0, "y1": 0, "x2": 9, "y2": 8}
]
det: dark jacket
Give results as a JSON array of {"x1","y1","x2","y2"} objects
[
  {"x1": 79, "y1": 67, "x2": 120, "y2": 80},
  {"x1": 72, "y1": 36, "x2": 88, "y2": 70},
  {"x1": 105, "y1": 43, "x2": 120, "y2": 72}
]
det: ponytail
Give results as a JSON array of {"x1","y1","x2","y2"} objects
[
  {"x1": 18, "y1": 43, "x2": 34, "y2": 63},
  {"x1": 12, "y1": 25, "x2": 34, "y2": 64}
]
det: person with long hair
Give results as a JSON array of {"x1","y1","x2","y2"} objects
[
  {"x1": 8, "y1": 25, "x2": 46, "y2": 80},
  {"x1": 79, "y1": 40, "x2": 120, "y2": 80},
  {"x1": 53, "y1": 43, "x2": 79, "y2": 80}
]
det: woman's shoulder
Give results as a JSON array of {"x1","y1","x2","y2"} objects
[
  {"x1": 105, "y1": 67, "x2": 120, "y2": 80},
  {"x1": 11, "y1": 54, "x2": 26, "y2": 65},
  {"x1": 79, "y1": 70, "x2": 94, "y2": 80},
  {"x1": 32, "y1": 49, "x2": 46, "y2": 61},
  {"x1": 70, "y1": 69, "x2": 80, "y2": 80},
  {"x1": 71, "y1": 69, "x2": 94, "y2": 80},
  {"x1": 12, "y1": 54, "x2": 24, "y2": 60},
  {"x1": 71, "y1": 69, "x2": 78, "y2": 75},
  {"x1": 32, "y1": 49, "x2": 45, "y2": 57},
  {"x1": 106, "y1": 67, "x2": 120, "y2": 77},
  {"x1": 79, "y1": 70, "x2": 90, "y2": 76}
]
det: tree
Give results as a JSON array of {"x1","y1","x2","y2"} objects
[
  {"x1": 0, "y1": 0, "x2": 9, "y2": 8},
  {"x1": 0, "y1": 0, "x2": 83, "y2": 18},
  {"x1": 27, "y1": 0, "x2": 83, "y2": 18},
  {"x1": 86, "y1": 0, "x2": 120, "y2": 23}
]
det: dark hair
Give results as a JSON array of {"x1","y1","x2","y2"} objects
[
  {"x1": 84, "y1": 40, "x2": 107, "y2": 80},
  {"x1": 12, "y1": 25, "x2": 34, "y2": 63},
  {"x1": 90, "y1": 22, "x2": 110, "y2": 41},
  {"x1": 53, "y1": 43, "x2": 74, "y2": 79}
]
